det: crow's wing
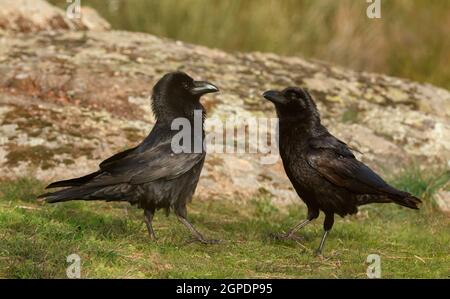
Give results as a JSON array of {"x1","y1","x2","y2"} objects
[
  {"x1": 46, "y1": 145, "x2": 141, "y2": 189},
  {"x1": 85, "y1": 140, "x2": 205, "y2": 187},
  {"x1": 306, "y1": 135, "x2": 391, "y2": 194},
  {"x1": 129, "y1": 147, "x2": 205, "y2": 185},
  {"x1": 45, "y1": 146, "x2": 138, "y2": 189},
  {"x1": 308, "y1": 136, "x2": 355, "y2": 158},
  {"x1": 99, "y1": 146, "x2": 139, "y2": 170}
]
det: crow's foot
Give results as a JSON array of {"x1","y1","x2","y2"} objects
[
  {"x1": 185, "y1": 237, "x2": 222, "y2": 245},
  {"x1": 271, "y1": 232, "x2": 304, "y2": 242}
]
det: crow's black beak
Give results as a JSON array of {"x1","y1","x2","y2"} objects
[
  {"x1": 263, "y1": 90, "x2": 288, "y2": 104},
  {"x1": 191, "y1": 81, "x2": 219, "y2": 96}
]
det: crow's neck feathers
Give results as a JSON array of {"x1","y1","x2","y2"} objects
[
  {"x1": 151, "y1": 92, "x2": 206, "y2": 124},
  {"x1": 278, "y1": 95, "x2": 324, "y2": 137}
]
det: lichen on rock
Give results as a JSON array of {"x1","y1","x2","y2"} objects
[{"x1": 0, "y1": 0, "x2": 449, "y2": 210}]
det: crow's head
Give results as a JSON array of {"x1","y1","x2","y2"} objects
[
  {"x1": 151, "y1": 72, "x2": 219, "y2": 120},
  {"x1": 263, "y1": 87, "x2": 320, "y2": 122}
]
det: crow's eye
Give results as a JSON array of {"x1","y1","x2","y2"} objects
[
  {"x1": 182, "y1": 82, "x2": 190, "y2": 90},
  {"x1": 288, "y1": 93, "x2": 297, "y2": 100}
]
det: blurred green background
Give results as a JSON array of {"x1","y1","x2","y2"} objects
[{"x1": 50, "y1": 0, "x2": 450, "y2": 89}]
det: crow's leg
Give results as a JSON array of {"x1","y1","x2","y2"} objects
[
  {"x1": 144, "y1": 209, "x2": 156, "y2": 240},
  {"x1": 175, "y1": 206, "x2": 220, "y2": 245},
  {"x1": 316, "y1": 230, "x2": 329, "y2": 255},
  {"x1": 275, "y1": 219, "x2": 311, "y2": 241},
  {"x1": 275, "y1": 208, "x2": 319, "y2": 241},
  {"x1": 315, "y1": 212, "x2": 334, "y2": 255},
  {"x1": 176, "y1": 215, "x2": 220, "y2": 245}
]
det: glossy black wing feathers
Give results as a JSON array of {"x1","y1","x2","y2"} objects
[
  {"x1": 308, "y1": 135, "x2": 355, "y2": 158},
  {"x1": 99, "y1": 146, "x2": 139, "y2": 170},
  {"x1": 85, "y1": 141, "x2": 204, "y2": 187},
  {"x1": 307, "y1": 135, "x2": 393, "y2": 195}
]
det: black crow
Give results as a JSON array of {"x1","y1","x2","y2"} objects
[
  {"x1": 263, "y1": 87, "x2": 421, "y2": 254},
  {"x1": 39, "y1": 72, "x2": 220, "y2": 244}
]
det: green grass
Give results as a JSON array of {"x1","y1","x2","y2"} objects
[
  {"x1": 0, "y1": 169, "x2": 449, "y2": 278},
  {"x1": 341, "y1": 106, "x2": 360, "y2": 124},
  {"x1": 49, "y1": 0, "x2": 450, "y2": 90}
]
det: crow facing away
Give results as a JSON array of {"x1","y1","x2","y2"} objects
[
  {"x1": 263, "y1": 87, "x2": 421, "y2": 254},
  {"x1": 39, "y1": 72, "x2": 220, "y2": 244}
]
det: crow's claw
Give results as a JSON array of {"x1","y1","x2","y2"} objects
[
  {"x1": 271, "y1": 232, "x2": 304, "y2": 242},
  {"x1": 185, "y1": 237, "x2": 222, "y2": 245}
]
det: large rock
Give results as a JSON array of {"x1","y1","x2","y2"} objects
[
  {"x1": 0, "y1": 1, "x2": 449, "y2": 205},
  {"x1": 0, "y1": 0, "x2": 110, "y2": 32},
  {"x1": 436, "y1": 189, "x2": 450, "y2": 215}
]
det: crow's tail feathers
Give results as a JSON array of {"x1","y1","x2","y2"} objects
[
  {"x1": 381, "y1": 184, "x2": 422, "y2": 209},
  {"x1": 390, "y1": 193, "x2": 422, "y2": 210},
  {"x1": 45, "y1": 171, "x2": 101, "y2": 189},
  {"x1": 38, "y1": 182, "x2": 132, "y2": 204},
  {"x1": 357, "y1": 191, "x2": 422, "y2": 210},
  {"x1": 38, "y1": 185, "x2": 100, "y2": 203},
  {"x1": 40, "y1": 172, "x2": 102, "y2": 203}
]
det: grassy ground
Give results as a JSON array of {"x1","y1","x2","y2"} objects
[{"x1": 0, "y1": 169, "x2": 449, "y2": 278}]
